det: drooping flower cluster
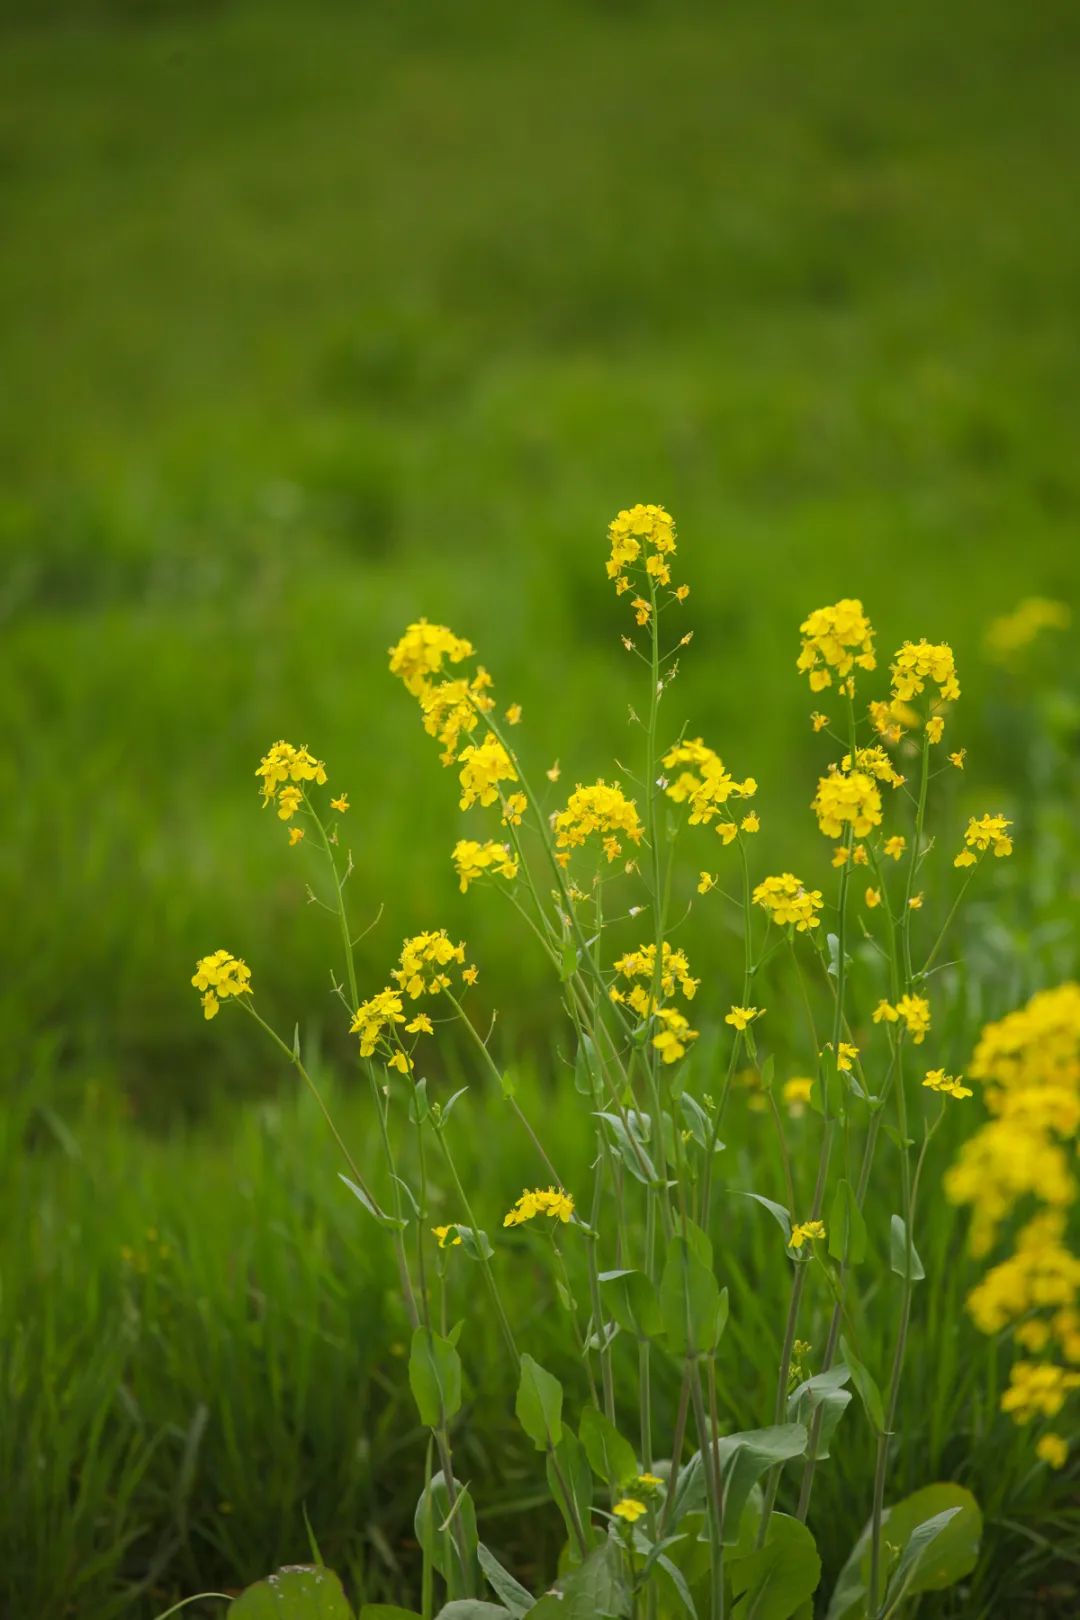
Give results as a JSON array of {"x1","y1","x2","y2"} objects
[
  {"x1": 191, "y1": 950, "x2": 252, "y2": 1021},
  {"x1": 796, "y1": 599, "x2": 876, "y2": 694},
  {"x1": 752, "y1": 872, "x2": 823, "y2": 932},
  {"x1": 255, "y1": 741, "x2": 329, "y2": 841},
  {"x1": 662, "y1": 738, "x2": 757, "y2": 835},
  {"x1": 452, "y1": 839, "x2": 519, "y2": 893},
  {"x1": 610, "y1": 942, "x2": 699, "y2": 1064},
  {"x1": 889, "y1": 640, "x2": 961, "y2": 707},
  {"x1": 954, "y1": 813, "x2": 1014, "y2": 868},
  {"x1": 553, "y1": 781, "x2": 643, "y2": 865},
  {"x1": 503, "y1": 1186, "x2": 575, "y2": 1228},
  {"x1": 811, "y1": 766, "x2": 883, "y2": 842},
  {"x1": 606, "y1": 504, "x2": 685, "y2": 603}
]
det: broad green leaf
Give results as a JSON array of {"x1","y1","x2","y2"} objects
[
  {"x1": 599, "y1": 1269, "x2": 663, "y2": 1340},
  {"x1": 888, "y1": 1215, "x2": 925, "y2": 1282},
  {"x1": 787, "y1": 1366, "x2": 851, "y2": 1461},
  {"x1": 451, "y1": 1224, "x2": 494, "y2": 1263},
  {"x1": 729, "y1": 1513, "x2": 821, "y2": 1620},
  {"x1": 528, "y1": 1540, "x2": 630, "y2": 1619},
  {"x1": 828, "y1": 1180, "x2": 867, "y2": 1266},
  {"x1": 338, "y1": 1175, "x2": 406, "y2": 1231},
  {"x1": 579, "y1": 1405, "x2": 638, "y2": 1488},
  {"x1": 230, "y1": 1565, "x2": 354, "y2": 1618},
  {"x1": 434, "y1": 1605, "x2": 512, "y2": 1619},
  {"x1": 736, "y1": 1190, "x2": 792, "y2": 1244},
  {"x1": 414, "y1": 1472, "x2": 479, "y2": 1585},
  {"x1": 477, "y1": 1544, "x2": 533, "y2": 1617},
  {"x1": 409, "y1": 1328, "x2": 463, "y2": 1428},
  {"x1": 660, "y1": 1235, "x2": 724, "y2": 1356},
  {"x1": 670, "y1": 1425, "x2": 807, "y2": 1540},
  {"x1": 880, "y1": 1507, "x2": 962, "y2": 1617},
  {"x1": 825, "y1": 1483, "x2": 982, "y2": 1620},
  {"x1": 545, "y1": 1428, "x2": 594, "y2": 1556},
  {"x1": 594, "y1": 1111, "x2": 656, "y2": 1185},
  {"x1": 678, "y1": 1092, "x2": 713, "y2": 1150},
  {"x1": 515, "y1": 1353, "x2": 563, "y2": 1450},
  {"x1": 839, "y1": 1336, "x2": 885, "y2": 1433}
]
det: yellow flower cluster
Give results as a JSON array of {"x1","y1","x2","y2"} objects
[
  {"x1": 841, "y1": 745, "x2": 905, "y2": 789},
  {"x1": 811, "y1": 766, "x2": 883, "y2": 841},
  {"x1": 393, "y1": 930, "x2": 473, "y2": 998},
  {"x1": 458, "y1": 736, "x2": 522, "y2": 819},
  {"x1": 610, "y1": 942, "x2": 700, "y2": 1064},
  {"x1": 255, "y1": 740, "x2": 329, "y2": 834},
  {"x1": 796, "y1": 599, "x2": 876, "y2": 693},
  {"x1": 868, "y1": 697, "x2": 920, "y2": 745},
  {"x1": 503, "y1": 1186, "x2": 575, "y2": 1227},
  {"x1": 191, "y1": 951, "x2": 252, "y2": 1021},
  {"x1": 452, "y1": 838, "x2": 519, "y2": 893},
  {"x1": 553, "y1": 781, "x2": 643, "y2": 864},
  {"x1": 662, "y1": 738, "x2": 757, "y2": 833},
  {"x1": 790, "y1": 1219, "x2": 826, "y2": 1250},
  {"x1": 1000, "y1": 1361, "x2": 1080, "y2": 1425},
  {"x1": 612, "y1": 1498, "x2": 647, "y2": 1523},
  {"x1": 922, "y1": 1069, "x2": 972, "y2": 1099},
  {"x1": 966, "y1": 1212, "x2": 1080, "y2": 1339},
  {"x1": 985, "y1": 597, "x2": 1071, "y2": 664},
  {"x1": 752, "y1": 872, "x2": 823, "y2": 932},
  {"x1": 872, "y1": 995, "x2": 932, "y2": 1044},
  {"x1": 388, "y1": 619, "x2": 474, "y2": 695},
  {"x1": 954, "y1": 813, "x2": 1014, "y2": 868},
  {"x1": 350, "y1": 987, "x2": 407, "y2": 1058},
  {"x1": 419, "y1": 666, "x2": 495, "y2": 764},
  {"x1": 889, "y1": 639, "x2": 960, "y2": 706},
  {"x1": 606, "y1": 504, "x2": 684, "y2": 599}
]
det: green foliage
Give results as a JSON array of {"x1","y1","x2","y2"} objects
[
  {"x1": 827, "y1": 1484, "x2": 983, "y2": 1620},
  {"x1": 579, "y1": 1408, "x2": 639, "y2": 1490},
  {"x1": 515, "y1": 1355, "x2": 564, "y2": 1452},
  {"x1": 230, "y1": 1567, "x2": 353, "y2": 1618},
  {"x1": 729, "y1": 1514, "x2": 821, "y2": 1620},
  {"x1": 408, "y1": 1329, "x2": 463, "y2": 1429}
]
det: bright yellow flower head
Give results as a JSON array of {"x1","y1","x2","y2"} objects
[
  {"x1": 432, "y1": 1224, "x2": 462, "y2": 1249},
  {"x1": 392, "y1": 930, "x2": 468, "y2": 999},
  {"x1": 612, "y1": 1498, "x2": 647, "y2": 1523},
  {"x1": 191, "y1": 950, "x2": 252, "y2": 1021},
  {"x1": 726, "y1": 1005, "x2": 763, "y2": 1032},
  {"x1": 503, "y1": 1186, "x2": 575, "y2": 1228},
  {"x1": 256, "y1": 741, "x2": 328, "y2": 821},
  {"x1": 452, "y1": 839, "x2": 519, "y2": 893},
  {"x1": 458, "y1": 736, "x2": 520, "y2": 812},
  {"x1": 652, "y1": 1006, "x2": 699, "y2": 1064},
  {"x1": 553, "y1": 781, "x2": 643, "y2": 862},
  {"x1": 923, "y1": 1069, "x2": 973, "y2": 1099},
  {"x1": 812, "y1": 767, "x2": 883, "y2": 840},
  {"x1": 890, "y1": 639, "x2": 960, "y2": 705},
  {"x1": 606, "y1": 505, "x2": 680, "y2": 602},
  {"x1": 1036, "y1": 1432, "x2": 1069, "y2": 1470},
  {"x1": 841, "y1": 745, "x2": 905, "y2": 789},
  {"x1": 350, "y1": 986, "x2": 406, "y2": 1057},
  {"x1": 896, "y1": 994, "x2": 931, "y2": 1044},
  {"x1": 662, "y1": 738, "x2": 757, "y2": 826},
  {"x1": 388, "y1": 619, "x2": 475, "y2": 697},
  {"x1": 956, "y1": 813, "x2": 1014, "y2": 867},
  {"x1": 790, "y1": 1219, "x2": 826, "y2": 1250},
  {"x1": 797, "y1": 599, "x2": 876, "y2": 693}
]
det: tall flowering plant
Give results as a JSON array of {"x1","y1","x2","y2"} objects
[{"x1": 190, "y1": 508, "x2": 1071, "y2": 1620}]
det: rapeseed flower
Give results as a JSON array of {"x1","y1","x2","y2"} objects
[
  {"x1": 812, "y1": 766, "x2": 883, "y2": 840},
  {"x1": 612, "y1": 1498, "x2": 647, "y2": 1523},
  {"x1": 797, "y1": 599, "x2": 876, "y2": 693},
  {"x1": 662, "y1": 738, "x2": 757, "y2": 826},
  {"x1": 452, "y1": 839, "x2": 519, "y2": 893},
  {"x1": 191, "y1": 951, "x2": 252, "y2": 1020},
  {"x1": 790, "y1": 1220, "x2": 826, "y2": 1250},
  {"x1": 458, "y1": 736, "x2": 520, "y2": 812},
  {"x1": 890, "y1": 639, "x2": 960, "y2": 706},
  {"x1": 954, "y1": 813, "x2": 1014, "y2": 868},
  {"x1": 553, "y1": 781, "x2": 643, "y2": 863},
  {"x1": 393, "y1": 931, "x2": 468, "y2": 998},
  {"x1": 922, "y1": 1069, "x2": 972, "y2": 1099},
  {"x1": 503, "y1": 1186, "x2": 575, "y2": 1227}
]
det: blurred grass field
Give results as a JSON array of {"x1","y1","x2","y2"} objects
[{"x1": 2, "y1": 2, "x2": 1080, "y2": 1616}]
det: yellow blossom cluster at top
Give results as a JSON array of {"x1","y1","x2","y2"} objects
[
  {"x1": 256, "y1": 741, "x2": 330, "y2": 843},
  {"x1": 350, "y1": 932, "x2": 475, "y2": 1074},
  {"x1": 841, "y1": 745, "x2": 905, "y2": 790},
  {"x1": 349, "y1": 984, "x2": 434, "y2": 1073},
  {"x1": 605, "y1": 504, "x2": 687, "y2": 612},
  {"x1": 890, "y1": 639, "x2": 960, "y2": 706},
  {"x1": 796, "y1": 599, "x2": 876, "y2": 694},
  {"x1": 954, "y1": 813, "x2": 1014, "y2": 868},
  {"x1": 872, "y1": 994, "x2": 932, "y2": 1045},
  {"x1": 393, "y1": 930, "x2": 473, "y2": 998},
  {"x1": 790, "y1": 1219, "x2": 826, "y2": 1250},
  {"x1": 552, "y1": 780, "x2": 643, "y2": 865},
  {"x1": 610, "y1": 941, "x2": 700, "y2": 1064},
  {"x1": 662, "y1": 738, "x2": 757, "y2": 839},
  {"x1": 191, "y1": 950, "x2": 252, "y2": 1021},
  {"x1": 452, "y1": 839, "x2": 519, "y2": 893},
  {"x1": 388, "y1": 620, "x2": 475, "y2": 695},
  {"x1": 752, "y1": 872, "x2": 824, "y2": 932},
  {"x1": 503, "y1": 1186, "x2": 575, "y2": 1228},
  {"x1": 985, "y1": 597, "x2": 1071, "y2": 665},
  {"x1": 811, "y1": 765, "x2": 883, "y2": 842}
]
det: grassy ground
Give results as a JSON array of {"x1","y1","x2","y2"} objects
[{"x1": 2, "y1": 0, "x2": 1079, "y2": 1113}]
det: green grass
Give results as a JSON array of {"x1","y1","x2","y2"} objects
[{"x1": 2, "y1": 0, "x2": 1079, "y2": 1111}]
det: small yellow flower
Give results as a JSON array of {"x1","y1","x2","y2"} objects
[
  {"x1": 613, "y1": 1498, "x2": 647, "y2": 1523},
  {"x1": 503, "y1": 1186, "x2": 575, "y2": 1228},
  {"x1": 717, "y1": 820, "x2": 738, "y2": 845},
  {"x1": 406, "y1": 1013, "x2": 434, "y2": 1035},
  {"x1": 825, "y1": 1041, "x2": 859, "y2": 1072},
  {"x1": 884, "y1": 835, "x2": 906, "y2": 861},
  {"x1": 752, "y1": 873, "x2": 823, "y2": 932},
  {"x1": 790, "y1": 1220, "x2": 826, "y2": 1250},
  {"x1": 726, "y1": 1006, "x2": 763, "y2": 1031},
  {"x1": 632, "y1": 596, "x2": 652, "y2": 627},
  {"x1": 462, "y1": 965, "x2": 479, "y2": 986},
  {"x1": 832, "y1": 846, "x2": 850, "y2": 867},
  {"x1": 908, "y1": 893, "x2": 923, "y2": 910},
  {"x1": 432, "y1": 1225, "x2": 462, "y2": 1249},
  {"x1": 853, "y1": 843, "x2": 868, "y2": 865},
  {"x1": 388, "y1": 1051, "x2": 412, "y2": 1075},
  {"x1": 637, "y1": 1472, "x2": 664, "y2": 1489},
  {"x1": 865, "y1": 887, "x2": 881, "y2": 908},
  {"x1": 1036, "y1": 1433, "x2": 1069, "y2": 1470},
  {"x1": 330, "y1": 794, "x2": 349, "y2": 813},
  {"x1": 948, "y1": 750, "x2": 966, "y2": 770},
  {"x1": 922, "y1": 1069, "x2": 972, "y2": 1099},
  {"x1": 191, "y1": 950, "x2": 252, "y2": 1021},
  {"x1": 873, "y1": 999, "x2": 899, "y2": 1025},
  {"x1": 546, "y1": 760, "x2": 561, "y2": 782},
  {"x1": 505, "y1": 703, "x2": 523, "y2": 725},
  {"x1": 697, "y1": 871, "x2": 718, "y2": 894},
  {"x1": 926, "y1": 716, "x2": 945, "y2": 744},
  {"x1": 783, "y1": 1077, "x2": 814, "y2": 1116},
  {"x1": 674, "y1": 584, "x2": 690, "y2": 603},
  {"x1": 288, "y1": 826, "x2": 305, "y2": 845},
  {"x1": 811, "y1": 712, "x2": 829, "y2": 733},
  {"x1": 741, "y1": 811, "x2": 760, "y2": 833},
  {"x1": 954, "y1": 849, "x2": 977, "y2": 868}
]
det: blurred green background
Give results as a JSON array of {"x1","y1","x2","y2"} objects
[{"x1": 4, "y1": 0, "x2": 1078, "y2": 1118}]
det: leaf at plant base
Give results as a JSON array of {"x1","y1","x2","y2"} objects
[
  {"x1": 477, "y1": 1544, "x2": 533, "y2": 1617},
  {"x1": 599, "y1": 1269, "x2": 663, "y2": 1340},
  {"x1": 408, "y1": 1327, "x2": 462, "y2": 1428},
  {"x1": 839, "y1": 1336, "x2": 885, "y2": 1433},
  {"x1": 660, "y1": 1235, "x2": 724, "y2": 1356},
  {"x1": 414, "y1": 1472, "x2": 478, "y2": 1584},
  {"x1": 545, "y1": 1428, "x2": 594, "y2": 1555},
  {"x1": 230, "y1": 1565, "x2": 354, "y2": 1617},
  {"x1": 729, "y1": 1513, "x2": 821, "y2": 1620},
  {"x1": 825, "y1": 1482, "x2": 982, "y2": 1620},
  {"x1": 338, "y1": 1175, "x2": 407, "y2": 1231},
  {"x1": 787, "y1": 1366, "x2": 852, "y2": 1461},
  {"x1": 528, "y1": 1539, "x2": 631, "y2": 1619},
  {"x1": 515, "y1": 1353, "x2": 563, "y2": 1450},
  {"x1": 888, "y1": 1215, "x2": 925, "y2": 1282},
  {"x1": 579, "y1": 1405, "x2": 638, "y2": 1488},
  {"x1": 828, "y1": 1180, "x2": 867, "y2": 1266},
  {"x1": 735, "y1": 1191, "x2": 792, "y2": 1244},
  {"x1": 434, "y1": 1604, "x2": 512, "y2": 1619}
]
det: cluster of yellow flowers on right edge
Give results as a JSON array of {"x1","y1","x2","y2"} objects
[
  {"x1": 191, "y1": 951, "x2": 252, "y2": 1020},
  {"x1": 552, "y1": 780, "x2": 643, "y2": 866},
  {"x1": 753, "y1": 872, "x2": 823, "y2": 932},
  {"x1": 954, "y1": 813, "x2": 1014, "y2": 869},
  {"x1": 605, "y1": 504, "x2": 687, "y2": 620},
  {"x1": 452, "y1": 838, "x2": 519, "y2": 893},
  {"x1": 796, "y1": 598, "x2": 876, "y2": 695},
  {"x1": 662, "y1": 738, "x2": 758, "y2": 842},
  {"x1": 946, "y1": 983, "x2": 1080, "y2": 1467},
  {"x1": 503, "y1": 1186, "x2": 575, "y2": 1228},
  {"x1": 610, "y1": 942, "x2": 700, "y2": 1065}
]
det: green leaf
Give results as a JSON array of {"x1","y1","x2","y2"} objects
[
  {"x1": 825, "y1": 1483, "x2": 982, "y2": 1620},
  {"x1": 660, "y1": 1234, "x2": 724, "y2": 1356},
  {"x1": 599, "y1": 1269, "x2": 663, "y2": 1340},
  {"x1": 515, "y1": 1353, "x2": 563, "y2": 1450},
  {"x1": 574, "y1": 1033, "x2": 603, "y2": 1099},
  {"x1": 338, "y1": 1175, "x2": 406, "y2": 1231},
  {"x1": 736, "y1": 1190, "x2": 792, "y2": 1244},
  {"x1": 594, "y1": 1111, "x2": 656, "y2": 1185},
  {"x1": 408, "y1": 1079, "x2": 430, "y2": 1124},
  {"x1": 414, "y1": 1472, "x2": 479, "y2": 1585},
  {"x1": 477, "y1": 1544, "x2": 533, "y2": 1617},
  {"x1": 408, "y1": 1327, "x2": 463, "y2": 1428},
  {"x1": 678, "y1": 1092, "x2": 713, "y2": 1150},
  {"x1": 434, "y1": 1605, "x2": 511, "y2": 1619},
  {"x1": 888, "y1": 1215, "x2": 925, "y2": 1282},
  {"x1": 729, "y1": 1513, "x2": 821, "y2": 1620},
  {"x1": 230, "y1": 1566, "x2": 354, "y2": 1618},
  {"x1": 880, "y1": 1507, "x2": 962, "y2": 1617},
  {"x1": 787, "y1": 1366, "x2": 851, "y2": 1461},
  {"x1": 545, "y1": 1428, "x2": 594, "y2": 1554},
  {"x1": 528, "y1": 1540, "x2": 630, "y2": 1619},
  {"x1": 839, "y1": 1336, "x2": 885, "y2": 1433},
  {"x1": 559, "y1": 936, "x2": 578, "y2": 982},
  {"x1": 579, "y1": 1405, "x2": 638, "y2": 1488},
  {"x1": 671, "y1": 1425, "x2": 807, "y2": 1540},
  {"x1": 828, "y1": 1180, "x2": 867, "y2": 1266},
  {"x1": 452, "y1": 1225, "x2": 494, "y2": 1263}
]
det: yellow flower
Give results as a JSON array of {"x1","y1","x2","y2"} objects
[
  {"x1": 783, "y1": 1077, "x2": 814, "y2": 1116},
  {"x1": 662, "y1": 738, "x2": 757, "y2": 826},
  {"x1": 797, "y1": 599, "x2": 876, "y2": 691},
  {"x1": 613, "y1": 1498, "x2": 647, "y2": 1523},
  {"x1": 553, "y1": 781, "x2": 643, "y2": 862},
  {"x1": 458, "y1": 736, "x2": 519, "y2": 811},
  {"x1": 462, "y1": 965, "x2": 479, "y2": 985},
  {"x1": 406, "y1": 1013, "x2": 434, "y2": 1035},
  {"x1": 277, "y1": 785, "x2": 303, "y2": 820},
  {"x1": 954, "y1": 850, "x2": 978, "y2": 869},
  {"x1": 958, "y1": 813, "x2": 1014, "y2": 861},
  {"x1": 637, "y1": 1472, "x2": 665, "y2": 1489},
  {"x1": 865, "y1": 887, "x2": 881, "y2": 908},
  {"x1": 825, "y1": 1041, "x2": 859, "y2": 1072},
  {"x1": 1036, "y1": 1433, "x2": 1069, "y2": 1469},
  {"x1": 717, "y1": 821, "x2": 739, "y2": 846},
  {"x1": 841, "y1": 745, "x2": 905, "y2": 789},
  {"x1": 388, "y1": 1050, "x2": 412, "y2": 1075},
  {"x1": 852, "y1": 843, "x2": 868, "y2": 865},
  {"x1": 674, "y1": 584, "x2": 690, "y2": 603},
  {"x1": 256, "y1": 741, "x2": 328, "y2": 812},
  {"x1": 452, "y1": 839, "x2": 519, "y2": 893},
  {"x1": 812, "y1": 767, "x2": 883, "y2": 840},
  {"x1": 873, "y1": 999, "x2": 900, "y2": 1025},
  {"x1": 884, "y1": 836, "x2": 906, "y2": 861},
  {"x1": 606, "y1": 506, "x2": 678, "y2": 607},
  {"x1": 503, "y1": 1186, "x2": 575, "y2": 1228},
  {"x1": 926, "y1": 716, "x2": 945, "y2": 744},
  {"x1": 330, "y1": 794, "x2": 349, "y2": 813},
  {"x1": 908, "y1": 894, "x2": 923, "y2": 910},
  {"x1": 350, "y1": 987, "x2": 406, "y2": 1056},
  {"x1": 741, "y1": 811, "x2": 760, "y2": 833},
  {"x1": 752, "y1": 873, "x2": 823, "y2": 932},
  {"x1": 869, "y1": 698, "x2": 919, "y2": 743},
  {"x1": 546, "y1": 760, "x2": 561, "y2": 782},
  {"x1": 923, "y1": 1069, "x2": 972, "y2": 1099},
  {"x1": 632, "y1": 596, "x2": 652, "y2": 626},
  {"x1": 790, "y1": 1220, "x2": 826, "y2": 1250},
  {"x1": 832, "y1": 846, "x2": 850, "y2": 867},
  {"x1": 432, "y1": 1225, "x2": 462, "y2": 1249},
  {"x1": 392, "y1": 931, "x2": 467, "y2": 999},
  {"x1": 890, "y1": 639, "x2": 960, "y2": 705},
  {"x1": 388, "y1": 620, "x2": 474, "y2": 696},
  {"x1": 502, "y1": 791, "x2": 527, "y2": 827},
  {"x1": 505, "y1": 703, "x2": 522, "y2": 725},
  {"x1": 191, "y1": 950, "x2": 252, "y2": 1021},
  {"x1": 652, "y1": 1007, "x2": 699, "y2": 1064},
  {"x1": 896, "y1": 994, "x2": 931, "y2": 1044},
  {"x1": 726, "y1": 1006, "x2": 763, "y2": 1031},
  {"x1": 288, "y1": 826, "x2": 305, "y2": 846},
  {"x1": 810, "y1": 712, "x2": 829, "y2": 733},
  {"x1": 698, "y1": 871, "x2": 718, "y2": 894},
  {"x1": 948, "y1": 750, "x2": 966, "y2": 770}
]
